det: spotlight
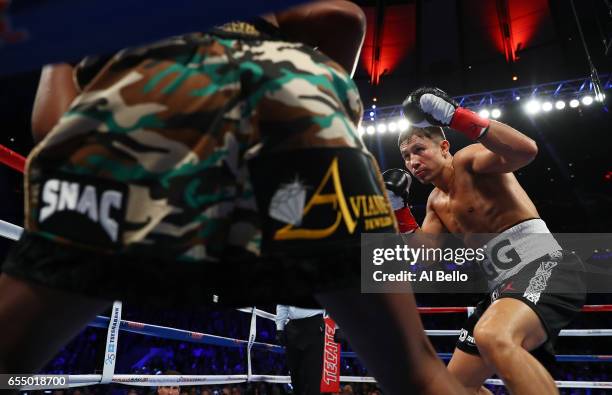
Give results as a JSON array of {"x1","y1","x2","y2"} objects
[
  {"x1": 377, "y1": 123, "x2": 387, "y2": 134},
  {"x1": 515, "y1": 96, "x2": 521, "y2": 101},
  {"x1": 388, "y1": 122, "x2": 398, "y2": 132},
  {"x1": 371, "y1": 104, "x2": 377, "y2": 109},
  {"x1": 525, "y1": 100, "x2": 541, "y2": 114},
  {"x1": 370, "y1": 117, "x2": 374, "y2": 121},
  {"x1": 478, "y1": 109, "x2": 490, "y2": 119},
  {"x1": 369, "y1": 111, "x2": 375, "y2": 117},
  {"x1": 373, "y1": 97, "x2": 378, "y2": 102},
  {"x1": 569, "y1": 99, "x2": 580, "y2": 108},
  {"x1": 491, "y1": 109, "x2": 501, "y2": 119},
  {"x1": 398, "y1": 119, "x2": 410, "y2": 131},
  {"x1": 366, "y1": 125, "x2": 375, "y2": 135},
  {"x1": 358, "y1": 126, "x2": 365, "y2": 136},
  {"x1": 555, "y1": 100, "x2": 566, "y2": 110},
  {"x1": 582, "y1": 95, "x2": 593, "y2": 106},
  {"x1": 542, "y1": 102, "x2": 553, "y2": 112},
  {"x1": 595, "y1": 93, "x2": 606, "y2": 102},
  {"x1": 512, "y1": 75, "x2": 518, "y2": 81}
]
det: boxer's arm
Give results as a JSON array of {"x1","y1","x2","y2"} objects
[
  {"x1": 275, "y1": 0, "x2": 366, "y2": 77},
  {"x1": 31, "y1": 63, "x2": 78, "y2": 143},
  {"x1": 462, "y1": 120, "x2": 538, "y2": 174},
  {"x1": 412, "y1": 193, "x2": 447, "y2": 249}
]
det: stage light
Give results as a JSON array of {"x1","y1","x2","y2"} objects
[
  {"x1": 542, "y1": 102, "x2": 553, "y2": 112},
  {"x1": 491, "y1": 109, "x2": 501, "y2": 119},
  {"x1": 371, "y1": 104, "x2": 377, "y2": 109},
  {"x1": 569, "y1": 99, "x2": 580, "y2": 108},
  {"x1": 515, "y1": 96, "x2": 521, "y2": 101},
  {"x1": 512, "y1": 75, "x2": 518, "y2": 81},
  {"x1": 555, "y1": 100, "x2": 566, "y2": 110},
  {"x1": 596, "y1": 93, "x2": 606, "y2": 102},
  {"x1": 369, "y1": 111, "x2": 375, "y2": 117},
  {"x1": 398, "y1": 119, "x2": 409, "y2": 131},
  {"x1": 478, "y1": 109, "x2": 490, "y2": 119},
  {"x1": 377, "y1": 123, "x2": 387, "y2": 133},
  {"x1": 388, "y1": 122, "x2": 398, "y2": 132},
  {"x1": 366, "y1": 125, "x2": 375, "y2": 135},
  {"x1": 582, "y1": 95, "x2": 593, "y2": 106},
  {"x1": 525, "y1": 100, "x2": 541, "y2": 114}
]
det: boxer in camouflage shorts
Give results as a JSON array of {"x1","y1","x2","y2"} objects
[{"x1": 0, "y1": 4, "x2": 469, "y2": 394}]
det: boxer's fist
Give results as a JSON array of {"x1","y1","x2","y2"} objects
[
  {"x1": 403, "y1": 87, "x2": 489, "y2": 140},
  {"x1": 383, "y1": 168, "x2": 418, "y2": 233},
  {"x1": 382, "y1": 168, "x2": 411, "y2": 211},
  {"x1": 402, "y1": 87, "x2": 458, "y2": 128}
]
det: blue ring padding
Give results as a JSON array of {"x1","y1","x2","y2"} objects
[
  {"x1": 90, "y1": 316, "x2": 610, "y2": 363},
  {"x1": 1, "y1": 0, "x2": 308, "y2": 75}
]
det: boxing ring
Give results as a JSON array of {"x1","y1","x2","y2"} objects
[{"x1": 1, "y1": 144, "x2": 611, "y2": 391}]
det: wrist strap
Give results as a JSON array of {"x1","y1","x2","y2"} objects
[
  {"x1": 450, "y1": 107, "x2": 490, "y2": 140},
  {"x1": 394, "y1": 206, "x2": 418, "y2": 233}
]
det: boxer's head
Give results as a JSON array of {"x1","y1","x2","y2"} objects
[{"x1": 398, "y1": 126, "x2": 450, "y2": 184}]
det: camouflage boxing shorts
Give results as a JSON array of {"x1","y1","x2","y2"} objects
[{"x1": 3, "y1": 20, "x2": 397, "y2": 306}]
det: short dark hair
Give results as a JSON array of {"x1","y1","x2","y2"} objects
[{"x1": 398, "y1": 126, "x2": 446, "y2": 147}]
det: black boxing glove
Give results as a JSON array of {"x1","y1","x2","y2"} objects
[
  {"x1": 402, "y1": 87, "x2": 490, "y2": 140},
  {"x1": 382, "y1": 168, "x2": 411, "y2": 209},
  {"x1": 382, "y1": 168, "x2": 418, "y2": 233}
]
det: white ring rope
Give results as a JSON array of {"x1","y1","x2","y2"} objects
[
  {"x1": 0, "y1": 219, "x2": 22, "y2": 241},
  {"x1": 52, "y1": 374, "x2": 612, "y2": 389}
]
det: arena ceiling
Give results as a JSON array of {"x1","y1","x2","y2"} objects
[{"x1": 350, "y1": 0, "x2": 612, "y2": 105}]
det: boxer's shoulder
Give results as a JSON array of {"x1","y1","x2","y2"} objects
[
  {"x1": 452, "y1": 143, "x2": 488, "y2": 174},
  {"x1": 426, "y1": 187, "x2": 443, "y2": 209}
]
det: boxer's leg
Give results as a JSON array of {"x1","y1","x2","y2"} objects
[
  {"x1": 473, "y1": 298, "x2": 556, "y2": 395},
  {"x1": 316, "y1": 290, "x2": 469, "y2": 395},
  {"x1": 0, "y1": 274, "x2": 109, "y2": 374},
  {"x1": 447, "y1": 349, "x2": 494, "y2": 395}
]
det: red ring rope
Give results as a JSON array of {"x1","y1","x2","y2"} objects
[
  {"x1": 417, "y1": 305, "x2": 612, "y2": 314},
  {"x1": 0, "y1": 144, "x2": 25, "y2": 173}
]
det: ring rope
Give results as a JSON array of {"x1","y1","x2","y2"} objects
[
  {"x1": 88, "y1": 316, "x2": 283, "y2": 352},
  {"x1": 0, "y1": 144, "x2": 25, "y2": 173},
  {"x1": 30, "y1": 374, "x2": 610, "y2": 390},
  {"x1": 89, "y1": 313, "x2": 612, "y2": 361}
]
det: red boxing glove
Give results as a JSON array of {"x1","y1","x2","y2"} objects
[
  {"x1": 450, "y1": 107, "x2": 490, "y2": 141},
  {"x1": 394, "y1": 206, "x2": 418, "y2": 233}
]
